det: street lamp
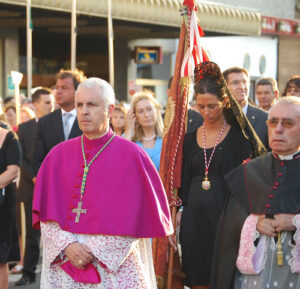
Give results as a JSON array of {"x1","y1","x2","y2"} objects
[{"x1": 11, "y1": 70, "x2": 23, "y2": 125}]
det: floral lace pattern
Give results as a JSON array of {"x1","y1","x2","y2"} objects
[
  {"x1": 236, "y1": 214, "x2": 263, "y2": 274},
  {"x1": 41, "y1": 221, "x2": 77, "y2": 267},
  {"x1": 290, "y1": 215, "x2": 300, "y2": 273},
  {"x1": 40, "y1": 221, "x2": 157, "y2": 289},
  {"x1": 235, "y1": 230, "x2": 300, "y2": 288}
]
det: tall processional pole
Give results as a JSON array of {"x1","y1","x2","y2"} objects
[
  {"x1": 11, "y1": 70, "x2": 25, "y2": 254},
  {"x1": 26, "y1": 0, "x2": 32, "y2": 98},
  {"x1": 153, "y1": 1, "x2": 209, "y2": 288},
  {"x1": 107, "y1": 0, "x2": 114, "y2": 88},
  {"x1": 71, "y1": 0, "x2": 77, "y2": 71}
]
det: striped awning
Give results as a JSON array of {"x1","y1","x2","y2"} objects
[{"x1": 0, "y1": 0, "x2": 261, "y2": 35}]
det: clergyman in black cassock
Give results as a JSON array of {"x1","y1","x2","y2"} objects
[{"x1": 211, "y1": 96, "x2": 300, "y2": 289}]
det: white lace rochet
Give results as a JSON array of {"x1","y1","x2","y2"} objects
[{"x1": 40, "y1": 221, "x2": 157, "y2": 289}]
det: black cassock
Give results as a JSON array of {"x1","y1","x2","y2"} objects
[
  {"x1": 211, "y1": 151, "x2": 300, "y2": 289},
  {"x1": 179, "y1": 124, "x2": 254, "y2": 286}
]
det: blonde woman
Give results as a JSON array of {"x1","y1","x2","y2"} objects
[
  {"x1": 110, "y1": 105, "x2": 126, "y2": 136},
  {"x1": 125, "y1": 90, "x2": 163, "y2": 171},
  {"x1": 20, "y1": 107, "x2": 35, "y2": 124}
]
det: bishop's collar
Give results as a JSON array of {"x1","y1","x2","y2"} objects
[
  {"x1": 276, "y1": 150, "x2": 300, "y2": 160},
  {"x1": 83, "y1": 128, "x2": 113, "y2": 148}
]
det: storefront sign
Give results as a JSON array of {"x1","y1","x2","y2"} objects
[
  {"x1": 134, "y1": 46, "x2": 162, "y2": 64},
  {"x1": 261, "y1": 17, "x2": 277, "y2": 33},
  {"x1": 262, "y1": 16, "x2": 300, "y2": 37}
]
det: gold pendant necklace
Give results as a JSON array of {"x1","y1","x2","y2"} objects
[
  {"x1": 202, "y1": 174, "x2": 211, "y2": 190},
  {"x1": 202, "y1": 119, "x2": 226, "y2": 191}
]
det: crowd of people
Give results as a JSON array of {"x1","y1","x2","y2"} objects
[{"x1": 0, "y1": 63, "x2": 299, "y2": 289}]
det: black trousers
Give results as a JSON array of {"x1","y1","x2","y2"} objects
[{"x1": 22, "y1": 198, "x2": 40, "y2": 277}]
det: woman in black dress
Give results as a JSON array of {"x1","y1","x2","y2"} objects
[
  {"x1": 0, "y1": 126, "x2": 21, "y2": 289},
  {"x1": 178, "y1": 62, "x2": 265, "y2": 289}
]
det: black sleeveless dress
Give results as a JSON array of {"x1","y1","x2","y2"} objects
[
  {"x1": 179, "y1": 125, "x2": 253, "y2": 286},
  {"x1": 0, "y1": 131, "x2": 21, "y2": 263}
]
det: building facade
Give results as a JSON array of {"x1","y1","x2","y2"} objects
[{"x1": 0, "y1": 0, "x2": 298, "y2": 103}]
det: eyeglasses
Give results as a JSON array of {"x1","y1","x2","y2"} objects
[
  {"x1": 228, "y1": 80, "x2": 249, "y2": 87},
  {"x1": 266, "y1": 118, "x2": 297, "y2": 129}
]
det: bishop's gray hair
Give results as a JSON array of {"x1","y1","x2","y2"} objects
[
  {"x1": 76, "y1": 77, "x2": 115, "y2": 109},
  {"x1": 269, "y1": 96, "x2": 300, "y2": 115}
]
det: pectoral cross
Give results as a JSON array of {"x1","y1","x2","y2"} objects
[{"x1": 72, "y1": 201, "x2": 87, "y2": 223}]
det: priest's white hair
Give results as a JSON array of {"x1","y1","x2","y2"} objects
[
  {"x1": 269, "y1": 96, "x2": 300, "y2": 116},
  {"x1": 76, "y1": 77, "x2": 115, "y2": 109}
]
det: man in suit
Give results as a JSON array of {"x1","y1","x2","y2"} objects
[
  {"x1": 15, "y1": 87, "x2": 55, "y2": 286},
  {"x1": 223, "y1": 67, "x2": 269, "y2": 149},
  {"x1": 255, "y1": 77, "x2": 279, "y2": 112},
  {"x1": 33, "y1": 70, "x2": 84, "y2": 174}
]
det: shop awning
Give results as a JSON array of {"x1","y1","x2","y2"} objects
[{"x1": 0, "y1": 0, "x2": 261, "y2": 35}]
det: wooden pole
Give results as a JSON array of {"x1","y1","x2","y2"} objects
[
  {"x1": 20, "y1": 203, "x2": 26, "y2": 256},
  {"x1": 14, "y1": 83, "x2": 20, "y2": 125},
  {"x1": 107, "y1": 0, "x2": 114, "y2": 88},
  {"x1": 26, "y1": 0, "x2": 32, "y2": 99},
  {"x1": 166, "y1": 188, "x2": 178, "y2": 289},
  {"x1": 12, "y1": 71, "x2": 25, "y2": 257},
  {"x1": 71, "y1": 0, "x2": 77, "y2": 71}
]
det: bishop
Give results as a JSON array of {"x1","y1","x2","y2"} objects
[{"x1": 33, "y1": 78, "x2": 173, "y2": 288}]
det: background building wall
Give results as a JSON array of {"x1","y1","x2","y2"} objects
[
  {"x1": 201, "y1": 36, "x2": 278, "y2": 78},
  {"x1": 278, "y1": 35, "x2": 300, "y2": 94},
  {"x1": 128, "y1": 39, "x2": 177, "y2": 106},
  {"x1": 0, "y1": 27, "x2": 19, "y2": 99},
  {"x1": 114, "y1": 39, "x2": 129, "y2": 102},
  {"x1": 296, "y1": 0, "x2": 300, "y2": 19},
  {"x1": 0, "y1": 38, "x2": 3, "y2": 98},
  {"x1": 208, "y1": 0, "x2": 295, "y2": 19}
]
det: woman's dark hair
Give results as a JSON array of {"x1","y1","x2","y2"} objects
[
  {"x1": 282, "y1": 75, "x2": 300, "y2": 96},
  {"x1": 194, "y1": 78, "x2": 226, "y2": 101}
]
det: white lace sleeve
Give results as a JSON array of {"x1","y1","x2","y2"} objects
[
  {"x1": 85, "y1": 235, "x2": 138, "y2": 273},
  {"x1": 40, "y1": 229, "x2": 157, "y2": 289},
  {"x1": 290, "y1": 214, "x2": 300, "y2": 273},
  {"x1": 236, "y1": 214, "x2": 267, "y2": 275},
  {"x1": 41, "y1": 221, "x2": 77, "y2": 267}
]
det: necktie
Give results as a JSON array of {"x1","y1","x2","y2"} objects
[{"x1": 63, "y1": 112, "x2": 72, "y2": 140}]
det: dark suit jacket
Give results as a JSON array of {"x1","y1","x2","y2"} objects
[
  {"x1": 17, "y1": 119, "x2": 37, "y2": 202},
  {"x1": 246, "y1": 104, "x2": 269, "y2": 149},
  {"x1": 186, "y1": 109, "x2": 203, "y2": 134},
  {"x1": 33, "y1": 109, "x2": 82, "y2": 174},
  {"x1": 162, "y1": 109, "x2": 203, "y2": 134}
]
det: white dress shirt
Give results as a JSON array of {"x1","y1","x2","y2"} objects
[
  {"x1": 61, "y1": 108, "x2": 76, "y2": 137},
  {"x1": 242, "y1": 102, "x2": 249, "y2": 115}
]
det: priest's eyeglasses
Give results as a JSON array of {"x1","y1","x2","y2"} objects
[{"x1": 266, "y1": 118, "x2": 296, "y2": 129}]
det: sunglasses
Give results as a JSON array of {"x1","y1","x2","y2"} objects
[{"x1": 266, "y1": 118, "x2": 297, "y2": 129}]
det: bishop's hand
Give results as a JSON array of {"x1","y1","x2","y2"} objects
[
  {"x1": 273, "y1": 214, "x2": 296, "y2": 232},
  {"x1": 256, "y1": 215, "x2": 277, "y2": 237},
  {"x1": 65, "y1": 242, "x2": 94, "y2": 269}
]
